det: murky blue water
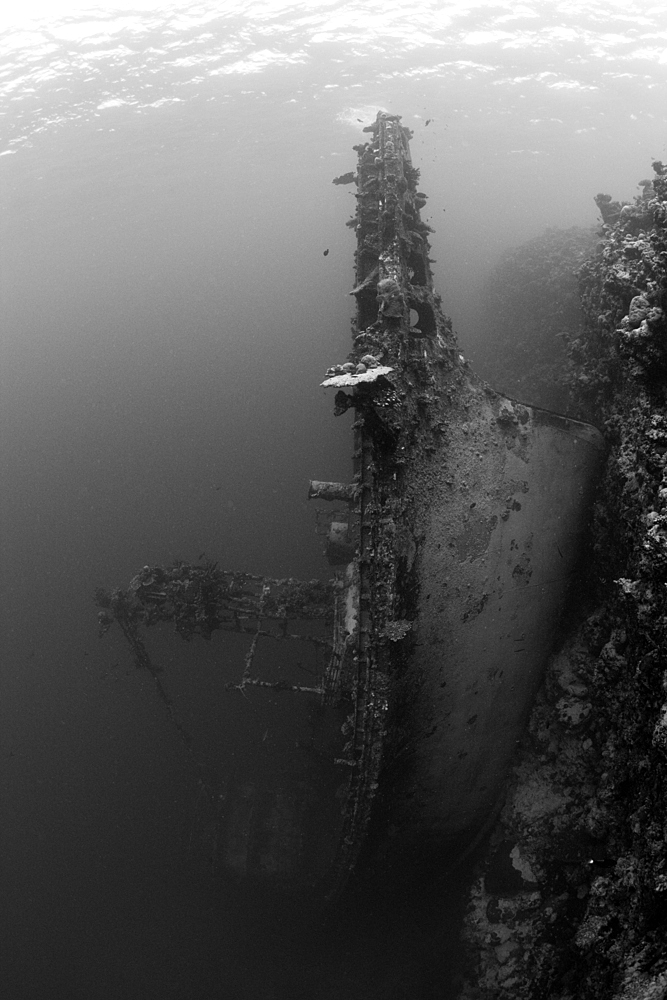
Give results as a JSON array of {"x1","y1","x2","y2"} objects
[{"x1": 1, "y1": 3, "x2": 666, "y2": 997}]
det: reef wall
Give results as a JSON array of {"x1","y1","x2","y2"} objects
[{"x1": 459, "y1": 163, "x2": 667, "y2": 1000}]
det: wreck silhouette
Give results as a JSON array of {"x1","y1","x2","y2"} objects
[{"x1": 96, "y1": 112, "x2": 604, "y2": 900}]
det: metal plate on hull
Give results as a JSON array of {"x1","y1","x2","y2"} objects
[{"x1": 407, "y1": 392, "x2": 605, "y2": 841}]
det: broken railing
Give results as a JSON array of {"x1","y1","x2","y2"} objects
[
  {"x1": 95, "y1": 558, "x2": 345, "y2": 698},
  {"x1": 95, "y1": 559, "x2": 350, "y2": 797}
]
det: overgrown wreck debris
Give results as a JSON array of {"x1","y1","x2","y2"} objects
[
  {"x1": 95, "y1": 562, "x2": 338, "y2": 698},
  {"x1": 458, "y1": 161, "x2": 667, "y2": 1000}
]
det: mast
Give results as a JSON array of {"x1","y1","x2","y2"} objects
[{"x1": 315, "y1": 112, "x2": 461, "y2": 891}]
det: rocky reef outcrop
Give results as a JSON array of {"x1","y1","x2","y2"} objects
[{"x1": 460, "y1": 163, "x2": 667, "y2": 999}]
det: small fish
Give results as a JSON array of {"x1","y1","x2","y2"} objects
[
  {"x1": 262, "y1": 729, "x2": 269, "y2": 742},
  {"x1": 323, "y1": 249, "x2": 329, "y2": 256},
  {"x1": 425, "y1": 118, "x2": 432, "y2": 126}
]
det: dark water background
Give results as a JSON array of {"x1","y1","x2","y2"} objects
[{"x1": 2, "y1": 3, "x2": 667, "y2": 997}]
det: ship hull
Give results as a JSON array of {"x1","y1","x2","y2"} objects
[{"x1": 396, "y1": 385, "x2": 604, "y2": 846}]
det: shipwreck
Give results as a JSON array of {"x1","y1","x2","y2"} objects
[{"x1": 96, "y1": 112, "x2": 604, "y2": 900}]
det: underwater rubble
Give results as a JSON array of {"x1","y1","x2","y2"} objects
[{"x1": 460, "y1": 161, "x2": 667, "y2": 1000}]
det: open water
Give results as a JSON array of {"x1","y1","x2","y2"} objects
[{"x1": 1, "y1": 3, "x2": 666, "y2": 997}]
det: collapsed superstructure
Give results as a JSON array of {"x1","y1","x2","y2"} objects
[{"x1": 96, "y1": 112, "x2": 604, "y2": 900}]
